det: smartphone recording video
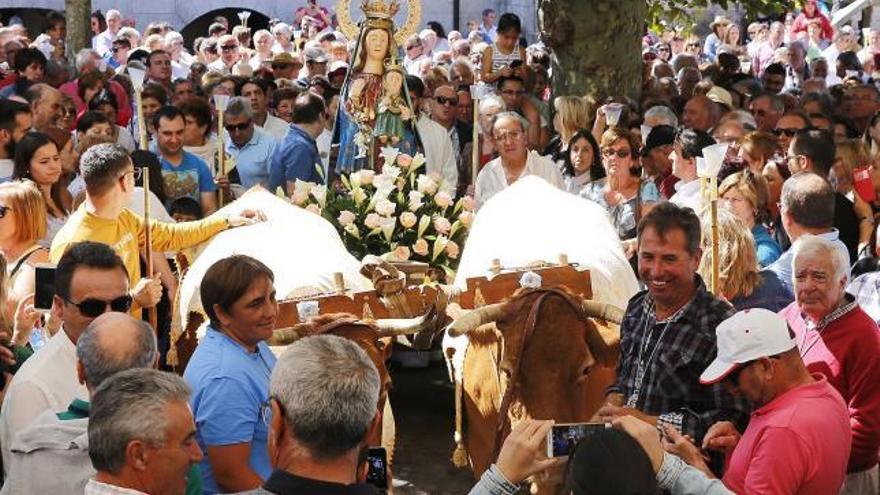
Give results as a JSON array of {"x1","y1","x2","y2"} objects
[
  {"x1": 366, "y1": 447, "x2": 388, "y2": 490},
  {"x1": 547, "y1": 422, "x2": 610, "y2": 457},
  {"x1": 34, "y1": 264, "x2": 56, "y2": 312}
]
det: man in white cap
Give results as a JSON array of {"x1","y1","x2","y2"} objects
[{"x1": 616, "y1": 309, "x2": 852, "y2": 494}]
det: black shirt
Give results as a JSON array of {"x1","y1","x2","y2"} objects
[
  {"x1": 258, "y1": 470, "x2": 380, "y2": 495},
  {"x1": 834, "y1": 192, "x2": 860, "y2": 262}
]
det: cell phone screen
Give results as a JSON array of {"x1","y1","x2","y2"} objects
[
  {"x1": 547, "y1": 423, "x2": 610, "y2": 457},
  {"x1": 366, "y1": 447, "x2": 387, "y2": 489},
  {"x1": 34, "y1": 265, "x2": 56, "y2": 312}
]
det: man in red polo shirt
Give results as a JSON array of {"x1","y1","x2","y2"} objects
[{"x1": 617, "y1": 309, "x2": 851, "y2": 494}]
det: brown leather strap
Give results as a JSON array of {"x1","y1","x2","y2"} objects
[{"x1": 489, "y1": 288, "x2": 590, "y2": 460}]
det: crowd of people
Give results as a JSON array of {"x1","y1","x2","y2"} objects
[{"x1": 0, "y1": 0, "x2": 874, "y2": 494}]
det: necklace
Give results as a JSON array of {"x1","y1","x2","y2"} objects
[{"x1": 627, "y1": 300, "x2": 682, "y2": 408}]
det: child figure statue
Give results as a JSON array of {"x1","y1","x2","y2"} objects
[{"x1": 374, "y1": 60, "x2": 411, "y2": 145}]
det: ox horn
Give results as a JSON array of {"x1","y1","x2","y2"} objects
[
  {"x1": 581, "y1": 300, "x2": 625, "y2": 325},
  {"x1": 446, "y1": 302, "x2": 506, "y2": 337},
  {"x1": 269, "y1": 327, "x2": 304, "y2": 346},
  {"x1": 374, "y1": 305, "x2": 439, "y2": 337}
]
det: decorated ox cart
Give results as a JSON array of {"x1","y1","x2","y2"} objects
[{"x1": 442, "y1": 177, "x2": 640, "y2": 493}]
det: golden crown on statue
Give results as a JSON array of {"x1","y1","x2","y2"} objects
[{"x1": 360, "y1": 0, "x2": 400, "y2": 19}]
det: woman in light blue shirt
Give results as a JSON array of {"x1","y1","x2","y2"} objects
[
  {"x1": 718, "y1": 170, "x2": 781, "y2": 267},
  {"x1": 183, "y1": 255, "x2": 278, "y2": 494}
]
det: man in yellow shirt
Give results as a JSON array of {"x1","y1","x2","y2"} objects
[{"x1": 51, "y1": 143, "x2": 262, "y2": 311}]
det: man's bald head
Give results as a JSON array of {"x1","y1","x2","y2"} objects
[{"x1": 76, "y1": 312, "x2": 158, "y2": 392}]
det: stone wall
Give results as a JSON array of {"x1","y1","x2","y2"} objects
[{"x1": 0, "y1": 0, "x2": 539, "y2": 40}]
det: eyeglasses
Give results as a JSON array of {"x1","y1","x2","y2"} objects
[
  {"x1": 602, "y1": 148, "x2": 631, "y2": 159},
  {"x1": 725, "y1": 360, "x2": 757, "y2": 386},
  {"x1": 221, "y1": 44, "x2": 239, "y2": 52},
  {"x1": 225, "y1": 122, "x2": 252, "y2": 132},
  {"x1": 657, "y1": 47, "x2": 670, "y2": 52},
  {"x1": 120, "y1": 168, "x2": 143, "y2": 181},
  {"x1": 0, "y1": 205, "x2": 11, "y2": 218},
  {"x1": 687, "y1": 42, "x2": 701, "y2": 48},
  {"x1": 435, "y1": 96, "x2": 459, "y2": 106},
  {"x1": 493, "y1": 130, "x2": 523, "y2": 142},
  {"x1": 774, "y1": 128, "x2": 801, "y2": 137},
  {"x1": 64, "y1": 294, "x2": 133, "y2": 318}
]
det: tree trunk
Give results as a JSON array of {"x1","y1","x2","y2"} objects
[
  {"x1": 65, "y1": 0, "x2": 92, "y2": 64},
  {"x1": 538, "y1": 0, "x2": 646, "y2": 104}
]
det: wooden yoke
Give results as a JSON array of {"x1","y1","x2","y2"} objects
[{"x1": 457, "y1": 265, "x2": 592, "y2": 309}]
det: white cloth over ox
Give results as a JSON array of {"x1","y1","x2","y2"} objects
[
  {"x1": 454, "y1": 176, "x2": 638, "y2": 307},
  {"x1": 176, "y1": 188, "x2": 372, "y2": 331},
  {"x1": 446, "y1": 176, "x2": 639, "y2": 381}
]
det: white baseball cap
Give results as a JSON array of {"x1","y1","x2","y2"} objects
[{"x1": 699, "y1": 309, "x2": 795, "y2": 385}]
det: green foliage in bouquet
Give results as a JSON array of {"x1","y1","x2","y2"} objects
[{"x1": 285, "y1": 148, "x2": 475, "y2": 279}]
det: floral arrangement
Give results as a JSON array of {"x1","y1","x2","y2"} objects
[{"x1": 288, "y1": 147, "x2": 475, "y2": 279}]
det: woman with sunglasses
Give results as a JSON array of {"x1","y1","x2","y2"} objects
[
  {"x1": 12, "y1": 133, "x2": 71, "y2": 248},
  {"x1": 581, "y1": 128, "x2": 658, "y2": 254},
  {"x1": 184, "y1": 255, "x2": 277, "y2": 493}
]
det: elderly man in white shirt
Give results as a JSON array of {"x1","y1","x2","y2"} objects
[
  {"x1": 668, "y1": 127, "x2": 716, "y2": 214},
  {"x1": 406, "y1": 75, "x2": 458, "y2": 194},
  {"x1": 476, "y1": 112, "x2": 563, "y2": 209},
  {"x1": 0, "y1": 242, "x2": 132, "y2": 475},
  {"x1": 93, "y1": 9, "x2": 122, "y2": 57}
]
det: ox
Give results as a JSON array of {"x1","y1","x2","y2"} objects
[
  {"x1": 270, "y1": 311, "x2": 438, "y2": 465},
  {"x1": 444, "y1": 178, "x2": 638, "y2": 491}
]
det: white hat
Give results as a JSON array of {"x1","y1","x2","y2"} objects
[{"x1": 699, "y1": 309, "x2": 795, "y2": 385}]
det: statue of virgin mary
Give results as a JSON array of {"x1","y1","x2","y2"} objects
[{"x1": 333, "y1": 0, "x2": 419, "y2": 174}]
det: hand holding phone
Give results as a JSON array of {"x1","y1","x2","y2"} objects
[
  {"x1": 547, "y1": 422, "x2": 610, "y2": 457},
  {"x1": 34, "y1": 264, "x2": 56, "y2": 313}
]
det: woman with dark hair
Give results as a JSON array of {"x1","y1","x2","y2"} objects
[
  {"x1": 90, "y1": 11, "x2": 107, "y2": 47},
  {"x1": 427, "y1": 21, "x2": 449, "y2": 52},
  {"x1": 581, "y1": 128, "x2": 659, "y2": 245},
  {"x1": 184, "y1": 254, "x2": 278, "y2": 493},
  {"x1": 863, "y1": 110, "x2": 880, "y2": 156},
  {"x1": 562, "y1": 129, "x2": 605, "y2": 195},
  {"x1": 12, "y1": 133, "x2": 70, "y2": 247}
]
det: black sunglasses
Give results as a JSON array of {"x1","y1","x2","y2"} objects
[
  {"x1": 0, "y1": 205, "x2": 11, "y2": 219},
  {"x1": 225, "y1": 122, "x2": 251, "y2": 132},
  {"x1": 221, "y1": 44, "x2": 238, "y2": 52},
  {"x1": 435, "y1": 96, "x2": 459, "y2": 106},
  {"x1": 774, "y1": 128, "x2": 800, "y2": 137},
  {"x1": 64, "y1": 294, "x2": 133, "y2": 318}
]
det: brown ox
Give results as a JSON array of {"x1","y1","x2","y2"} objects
[
  {"x1": 446, "y1": 287, "x2": 623, "y2": 492},
  {"x1": 269, "y1": 309, "x2": 438, "y2": 464}
]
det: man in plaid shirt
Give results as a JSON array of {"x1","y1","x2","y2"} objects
[{"x1": 597, "y1": 202, "x2": 751, "y2": 444}]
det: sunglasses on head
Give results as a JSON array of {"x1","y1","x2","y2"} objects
[
  {"x1": 0, "y1": 205, "x2": 10, "y2": 218},
  {"x1": 225, "y1": 122, "x2": 251, "y2": 132},
  {"x1": 435, "y1": 96, "x2": 459, "y2": 106},
  {"x1": 65, "y1": 294, "x2": 133, "y2": 318}
]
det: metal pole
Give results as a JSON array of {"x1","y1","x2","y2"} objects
[{"x1": 710, "y1": 176, "x2": 720, "y2": 295}]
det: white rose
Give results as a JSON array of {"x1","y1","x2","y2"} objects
[
  {"x1": 413, "y1": 238, "x2": 429, "y2": 256},
  {"x1": 400, "y1": 211, "x2": 418, "y2": 228},
  {"x1": 445, "y1": 240, "x2": 460, "y2": 259},
  {"x1": 364, "y1": 213, "x2": 381, "y2": 229},
  {"x1": 417, "y1": 175, "x2": 438, "y2": 195},
  {"x1": 392, "y1": 245, "x2": 411, "y2": 261},
  {"x1": 337, "y1": 210, "x2": 356, "y2": 227},
  {"x1": 291, "y1": 190, "x2": 309, "y2": 206},
  {"x1": 375, "y1": 198, "x2": 396, "y2": 217},
  {"x1": 360, "y1": 170, "x2": 375, "y2": 185},
  {"x1": 458, "y1": 210, "x2": 474, "y2": 228},
  {"x1": 434, "y1": 191, "x2": 453, "y2": 208},
  {"x1": 305, "y1": 204, "x2": 322, "y2": 215},
  {"x1": 433, "y1": 216, "x2": 452, "y2": 234}
]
